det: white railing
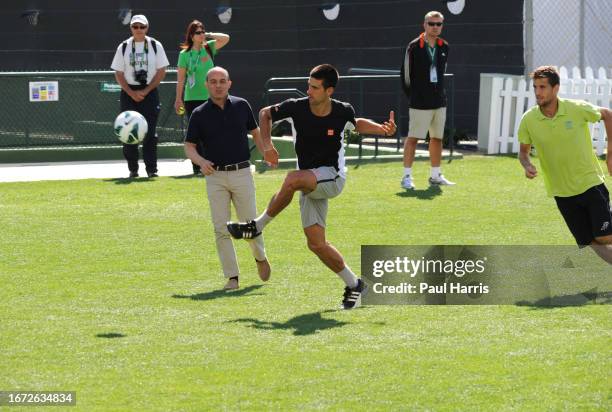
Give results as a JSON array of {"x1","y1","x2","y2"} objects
[{"x1": 481, "y1": 66, "x2": 610, "y2": 155}]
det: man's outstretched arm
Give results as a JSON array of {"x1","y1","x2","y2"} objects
[{"x1": 356, "y1": 110, "x2": 397, "y2": 136}]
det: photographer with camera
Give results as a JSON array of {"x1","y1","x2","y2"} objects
[{"x1": 111, "y1": 14, "x2": 169, "y2": 178}]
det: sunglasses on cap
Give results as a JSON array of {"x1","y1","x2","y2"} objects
[
  {"x1": 131, "y1": 25, "x2": 147, "y2": 29},
  {"x1": 427, "y1": 22, "x2": 443, "y2": 27}
]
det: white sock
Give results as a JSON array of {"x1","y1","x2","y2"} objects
[
  {"x1": 254, "y1": 211, "x2": 273, "y2": 232},
  {"x1": 336, "y1": 266, "x2": 358, "y2": 289},
  {"x1": 431, "y1": 167, "x2": 441, "y2": 179},
  {"x1": 404, "y1": 167, "x2": 412, "y2": 177}
]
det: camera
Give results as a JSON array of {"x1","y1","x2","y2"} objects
[{"x1": 134, "y1": 69, "x2": 148, "y2": 86}]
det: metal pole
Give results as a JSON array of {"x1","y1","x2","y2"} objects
[
  {"x1": 524, "y1": 0, "x2": 534, "y2": 76},
  {"x1": 396, "y1": 90, "x2": 402, "y2": 152},
  {"x1": 448, "y1": 75, "x2": 455, "y2": 160},
  {"x1": 579, "y1": 0, "x2": 585, "y2": 74}
]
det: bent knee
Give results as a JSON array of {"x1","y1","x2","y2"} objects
[
  {"x1": 282, "y1": 173, "x2": 302, "y2": 191},
  {"x1": 307, "y1": 239, "x2": 328, "y2": 254}
]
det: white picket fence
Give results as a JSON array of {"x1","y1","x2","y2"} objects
[{"x1": 485, "y1": 66, "x2": 611, "y2": 155}]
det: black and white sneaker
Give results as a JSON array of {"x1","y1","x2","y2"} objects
[
  {"x1": 226, "y1": 220, "x2": 261, "y2": 239},
  {"x1": 341, "y1": 279, "x2": 368, "y2": 310}
]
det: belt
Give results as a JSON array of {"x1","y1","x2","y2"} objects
[{"x1": 213, "y1": 161, "x2": 251, "y2": 171}]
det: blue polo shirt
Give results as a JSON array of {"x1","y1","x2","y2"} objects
[{"x1": 185, "y1": 95, "x2": 257, "y2": 166}]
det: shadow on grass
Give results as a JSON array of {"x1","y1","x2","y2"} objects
[
  {"x1": 96, "y1": 332, "x2": 126, "y2": 338},
  {"x1": 516, "y1": 289, "x2": 611, "y2": 309},
  {"x1": 170, "y1": 173, "x2": 203, "y2": 180},
  {"x1": 172, "y1": 285, "x2": 265, "y2": 301},
  {"x1": 230, "y1": 310, "x2": 349, "y2": 336},
  {"x1": 103, "y1": 177, "x2": 157, "y2": 185},
  {"x1": 395, "y1": 185, "x2": 442, "y2": 200}
]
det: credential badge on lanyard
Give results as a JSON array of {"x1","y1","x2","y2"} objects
[
  {"x1": 187, "y1": 48, "x2": 202, "y2": 89},
  {"x1": 427, "y1": 45, "x2": 437, "y2": 83}
]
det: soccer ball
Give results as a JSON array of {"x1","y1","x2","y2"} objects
[{"x1": 113, "y1": 111, "x2": 148, "y2": 145}]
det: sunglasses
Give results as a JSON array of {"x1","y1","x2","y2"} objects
[
  {"x1": 427, "y1": 22, "x2": 443, "y2": 27},
  {"x1": 131, "y1": 25, "x2": 147, "y2": 29},
  {"x1": 193, "y1": 31, "x2": 205, "y2": 35}
]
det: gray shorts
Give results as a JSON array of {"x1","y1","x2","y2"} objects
[{"x1": 299, "y1": 166, "x2": 345, "y2": 228}]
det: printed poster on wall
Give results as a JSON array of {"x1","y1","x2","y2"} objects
[{"x1": 29, "y1": 81, "x2": 59, "y2": 102}]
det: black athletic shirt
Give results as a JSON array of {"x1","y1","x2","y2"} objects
[
  {"x1": 400, "y1": 36, "x2": 449, "y2": 109},
  {"x1": 270, "y1": 97, "x2": 356, "y2": 177},
  {"x1": 185, "y1": 95, "x2": 257, "y2": 166}
]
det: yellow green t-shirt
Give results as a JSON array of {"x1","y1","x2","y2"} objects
[
  {"x1": 518, "y1": 98, "x2": 603, "y2": 197},
  {"x1": 177, "y1": 40, "x2": 217, "y2": 101}
]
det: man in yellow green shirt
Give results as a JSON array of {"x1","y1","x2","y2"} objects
[{"x1": 518, "y1": 65, "x2": 612, "y2": 264}]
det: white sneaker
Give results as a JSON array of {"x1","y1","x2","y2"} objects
[
  {"x1": 401, "y1": 175, "x2": 415, "y2": 190},
  {"x1": 429, "y1": 175, "x2": 456, "y2": 186}
]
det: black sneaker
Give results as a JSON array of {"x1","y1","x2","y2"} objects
[
  {"x1": 147, "y1": 172, "x2": 158, "y2": 178},
  {"x1": 129, "y1": 171, "x2": 139, "y2": 178},
  {"x1": 226, "y1": 220, "x2": 261, "y2": 239},
  {"x1": 341, "y1": 279, "x2": 368, "y2": 310}
]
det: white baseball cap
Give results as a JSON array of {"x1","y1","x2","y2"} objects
[{"x1": 130, "y1": 15, "x2": 148, "y2": 26}]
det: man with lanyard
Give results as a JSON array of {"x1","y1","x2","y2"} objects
[
  {"x1": 227, "y1": 64, "x2": 396, "y2": 309},
  {"x1": 399, "y1": 10, "x2": 454, "y2": 190},
  {"x1": 184, "y1": 67, "x2": 271, "y2": 290},
  {"x1": 111, "y1": 14, "x2": 169, "y2": 178},
  {"x1": 518, "y1": 65, "x2": 612, "y2": 264}
]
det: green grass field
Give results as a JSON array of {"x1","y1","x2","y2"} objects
[{"x1": 1, "y1": 156, "x2": 610, "y2": 411}]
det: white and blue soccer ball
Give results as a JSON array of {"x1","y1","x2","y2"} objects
[{"x1": 113, "y1": 110, "x2": 148, "y2": 145}]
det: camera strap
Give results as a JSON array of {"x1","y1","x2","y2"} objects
[{"x1": 129, "y1": 37, "x2": 149, "y2": 71}]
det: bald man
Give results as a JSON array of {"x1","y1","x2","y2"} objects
[{"x1": 184, "y1": 66, "x2": 271, "y2": 290}]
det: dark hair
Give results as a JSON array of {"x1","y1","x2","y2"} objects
[
  {"x1": 530, "y1": 65, "x2": 560, "y2": 87},
  {"x1": 310, "y1": 64, "x2": 339, "y2": 89},
  {"x1": 180, "y1": 20, "x2": 204, "y2": 51}
]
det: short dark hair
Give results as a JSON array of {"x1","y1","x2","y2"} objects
[
  {"x1": 309, "y1": 64, "x2": 339, "y2": 89},
  {"x1": 530, "y1": 65, "x2": 560, "y2": 87}
]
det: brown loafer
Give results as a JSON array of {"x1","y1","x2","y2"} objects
[
  {"x1": 223, "y1": 277, "x2": 239, "y2": 290},
  {"x1": 256, "y1": 258, "x2": 271, "y2": 282}
]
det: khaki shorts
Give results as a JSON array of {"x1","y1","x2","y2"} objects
[
  {"x1": 408, "y1": 107, "x2": 446, "y2": 140},
  {"x1": 299, "y1": 166, "x2": 345, "y2": 228}
]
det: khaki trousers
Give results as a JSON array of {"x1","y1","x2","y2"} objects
[{"x1": 205, "y1": 167, "x2": 266, "y2": 278}]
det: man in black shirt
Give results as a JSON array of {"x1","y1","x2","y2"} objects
[
  {"x1": 227, "y1": 64, "x2": 396, "y2": 309},
  {"x1": 399, "y1": 10, "x2": 455, "y2": 189},
  {"x1": 185, "y1": 66, "x2": 271, "y2": 290}
]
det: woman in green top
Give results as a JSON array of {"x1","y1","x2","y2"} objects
[{"x1": 175, "y1": 20, "x2": 230, "y2": 174}]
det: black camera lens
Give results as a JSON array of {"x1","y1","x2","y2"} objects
[{"x1": 135, "y1": 70, "x2": 148, "y2": 85}]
